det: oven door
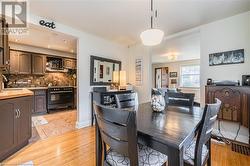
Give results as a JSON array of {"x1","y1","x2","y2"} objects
[{"x1": 48, "y1": 90, "x2": 73, "y2": 109}]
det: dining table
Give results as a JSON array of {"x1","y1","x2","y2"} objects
[{"x1": 95, "y1": 102, "x2": 204, "y2": 166}]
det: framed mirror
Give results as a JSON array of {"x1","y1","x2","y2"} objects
[{"x1": 90, "y1": 55, "x2": 121, "y2": 85}]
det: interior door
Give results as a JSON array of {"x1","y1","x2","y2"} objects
[
  {"x1": 0, "y1": 100, "x2": 16, "y2": 158},
  {"x1": 17, "y1": 97, "x2": 32, "y2": 144}
]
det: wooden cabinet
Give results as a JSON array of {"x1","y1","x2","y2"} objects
[
  {"x1": 64, "y1": 58, "x2": 76, "y2": 69},
  {"x1": 74, "y1": 87, "x2": 77, "y2": 109},
  {"x1": 32, "y1": 54, "x2": 46, "y2": 75},
  {"x1": 0, "y1": 96, "x2": 32, "y2": 161},
  {"x1": 0, "y1": 102, "x2": 16, "y2": 160},
  {"x1": 32, "y1": 89, "x2": 47, "y2": 114},
  {"x1": 10, "y1": 50, "x2": 31, "y2": 74},
  {"x1": 9, "y1": 50, "x2": 19, "y2": 74},
  {"x1": 0, "y1": 18, "x2": 9, "y2": 66},
  {"x1": 19, "y1": 52, "x2": 31, "y2": 74}
]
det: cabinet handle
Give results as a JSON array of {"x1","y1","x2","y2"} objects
[
  {"x1": 15, "y1": 109, "x2": 18, "y2": 118},
  {"x1": 18, "y1": 109, "x2": 21, "y2": 118}
]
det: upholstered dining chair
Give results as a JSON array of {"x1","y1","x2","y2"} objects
[
  {"x1": 183, "y1": 98, "x2": 221, "y2": 166},
  {"x1": 94, "y1": 103, "x2": 168, "y2": 166},
  {"x1": 166, "y1": 92, "x2": 195, "y2": 107},
  {"x1": 115, "y1": 92, "x2": 138, "y2": 109}
]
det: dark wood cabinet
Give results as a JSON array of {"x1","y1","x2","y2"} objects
[
  {"x1": 10, "y1": 50, "x2": 31, "y2": 74},
  {"x1": 0, "y1": 18, "x2": 9, "y2": 67},
  {"x1": 74, "y1": 87, "x2": 77, "y2": 109},
  {"x1": 0, "y1": 102, "x2": 16, "y2": 159},
  {"x1": 19, "y1": 52, "x2": 31, "y2": 74},
  {"x1": 9, "y1": 50, "x2": 19, "y2": 74},
  {"x1": 32, "y1": 89, "x2": 47, "y2": 114},
  {"x1": 64, "y1": 58, "x2": 76, "y2": 69},
  {"x1": 32, "y1": 54, "x2": 46, "y2": 75},
  {"x1": 0, "y1": 96, "x2": 32, "y2": 161}
]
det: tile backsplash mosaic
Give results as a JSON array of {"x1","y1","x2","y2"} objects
[{"x1": 7, "y1": 72, "x2": 77, "y2": 87}]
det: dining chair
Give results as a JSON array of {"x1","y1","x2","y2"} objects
[
  {"x1": 183, "y1": 98, "x2": 222, "y2": 166},
  {"x1": 115, "y1": 92, "x2": 138, "y2": 109},
  {"x1": 166, "y1": 92, "x2": 195, "y2": 107},
  {"x1": 94, "y1": 103, "x2": 168, "y2": 166}
]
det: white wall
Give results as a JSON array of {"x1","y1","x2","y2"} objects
[
  {"x1": 152, "y1": 59, "x2": 200, "y2": 102},
  {"x1": 200, "y1": 11, "x2": 250, "y2": 105},
  {"x1": 27, "y1": 14, "x2": 128, "y2": 128},
  {"x1": 128, "y1": 44, "x2": 152, "y2": 104}
]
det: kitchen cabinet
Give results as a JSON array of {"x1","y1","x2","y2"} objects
[
  {"x1": 0, "y1": 96, "x2": 32, "y2": 161},
  {"x1": 32, "y1": 89, "x2": 47, "y2": 114},
  {"x1": 64, "y1": 58, "x2": 76, "y2": 69},
  {"x1": 32, "y1": 54, "x2": 46, "y2": 75},
  {"x1": 10, "y1": 50, "x2": 31, "y2": 74},
  {"x1": 9, "y1": 50, "x2": 19, "y2": 74},
  {"x1": 0, "y1": 18, "x2": 9, "y2": 66},
  {"x1": 74, "y1": 87, "x2": 77, "y2": 109},
  {"x1": 19, "y1": 52, "x2": 31, "y2": 74}
]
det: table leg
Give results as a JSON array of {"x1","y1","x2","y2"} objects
[
  {"x1": 95, "y1": 121, "x2": 102, "y2": 166},
  {"x1": 168, "y1": 147, "x2": 184, "y2": 166}
]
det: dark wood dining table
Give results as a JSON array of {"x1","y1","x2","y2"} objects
[{"x1": 96, "y1": 102, "x2": 204, "y2": 166}]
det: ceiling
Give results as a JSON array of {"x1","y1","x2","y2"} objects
[
  {"x1": 29, "y1": 0, "x2": 250, "y2": 46},
  {"x1": 151, "y1": 31, "x2": 200, "y2": 64},
  {"x1": 9, "y1": 24, "x2": 77, "y2": 53}
]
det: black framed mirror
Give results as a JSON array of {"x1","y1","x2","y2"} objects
[{"x1": 90, "y1": 55, "x2": 121, "y2": 86}]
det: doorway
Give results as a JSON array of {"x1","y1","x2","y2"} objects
[{"x1": 155, "y1": 67, "x2": 169, "y2": 88}]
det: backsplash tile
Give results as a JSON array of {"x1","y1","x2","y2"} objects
[{"x1": 7, "y1": 72, "x2": 77, "y2": 88}]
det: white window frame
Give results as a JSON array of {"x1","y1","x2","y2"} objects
[{"x1": 180, "y1": 64, "x2": 200, "y2": 88}]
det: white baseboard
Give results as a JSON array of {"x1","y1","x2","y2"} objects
[{"x1": 75, "y1": 120, "x2": 91, "y2": 129}]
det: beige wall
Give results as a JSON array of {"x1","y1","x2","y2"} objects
[{"x1": 152, "y1": 59, "x2": 200, "y2": 103}]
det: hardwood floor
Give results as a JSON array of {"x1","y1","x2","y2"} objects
[{"x1": 3, "y1": 126, "x2": 250, "y2": 166}]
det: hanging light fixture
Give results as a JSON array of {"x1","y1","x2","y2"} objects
[{"x1": 140, "y1": 0, "x2": 164, "y2": 46}]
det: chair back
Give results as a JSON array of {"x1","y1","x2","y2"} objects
[
  {"x1": 194, "y1": 98, "x2": 221, "y2": 166},
  {"x1": 167, "y1": 92, "x2": 195, "y2": 107},
  {"x1": 94, "y1": 103, "x2": 138, "y2": 165},
  {"x1": 115, "y1": 92, "x2": 138, "y2": 108}
]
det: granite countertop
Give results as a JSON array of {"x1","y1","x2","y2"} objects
[
  {"x1": 0, "y1": 88, "x2": 34, "y2": 100},
  {"x1": 5, "y1": 86, "x2": 77, "y2": 90}
]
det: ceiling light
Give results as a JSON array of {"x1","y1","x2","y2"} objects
[{"x1": 140, "y1": 0, "x2": 164, "y2": 46}]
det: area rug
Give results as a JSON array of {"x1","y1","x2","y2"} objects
[{"x1": 32, "y1": 116, "x2": 48, "y2": 127}]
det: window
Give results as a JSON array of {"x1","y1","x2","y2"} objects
[{"x1": 180, "y1": 65, "x2": 200, "y2": 88}]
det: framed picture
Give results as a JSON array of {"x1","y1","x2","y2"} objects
[
  {"x1": 170, "y1": 72, "x2": 177, "y2": 78},
  {"x1": 135, "y1": 58, "x2": 143, "y2": 85},
  {"x1": 209, "y1": 49, "x2": 244, "y2": 66}
]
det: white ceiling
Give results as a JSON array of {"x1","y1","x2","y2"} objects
[
  {"x1": 9, "y1": 24, "x2": 77, "y2": 53},
  {"x1": 29, "y1": 0, "x2": 250, "y2": 46},
  {"x1": 151, "y1": 31, "x2": 200, "y2": 63}
]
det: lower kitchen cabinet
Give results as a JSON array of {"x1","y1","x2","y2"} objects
[
  {"x1": 0, "y1": 96, "x2": 33, "y2": 161},
  {"x1": 32, "y1": 89, "x2": 47, "y2": 114}
]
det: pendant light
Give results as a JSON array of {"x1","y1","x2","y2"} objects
[{"x1": 140, "y1": 0, "x2": 164, "y2": 46}]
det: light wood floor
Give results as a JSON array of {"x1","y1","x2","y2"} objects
[{"x1": 3, "y1": 126, "x2": 250, "y2": 166}]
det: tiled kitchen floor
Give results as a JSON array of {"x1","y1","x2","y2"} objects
[{"x1": 31, "y1": 110, "x2": 77, "y2": 141}]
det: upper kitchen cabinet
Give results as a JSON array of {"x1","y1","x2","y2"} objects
[
  {"x1": 9, "y1": 50, "x2": 19, "y2": 74},
  {"x1": 19, "y1": 52, "x2": 31, "y2": 74},
  {"x1": 0, "y1": 18, "x2": 9, "y2": 67},
  {"x1": 10, "y1": 50, "x2": 31, "y2": 74},
  {"x1": 64, "y1": 58, "x2": 76, "y2": 69},
  {"x1": 32, "y1": 54, "x2": 46, "y2": 75}
]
